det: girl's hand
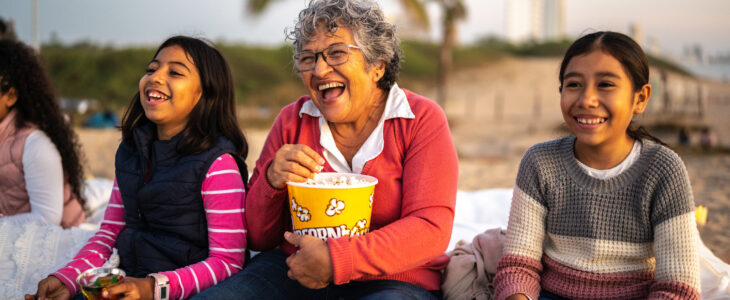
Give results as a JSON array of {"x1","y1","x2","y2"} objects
[
  {"x1": 266, "y1": 144, "x2": 325, "y2": 189},
  {"x1": 25, "y1": 275, "x2": 71, "y2": 300},
  {"x1": 283, "y1": 232, "x2": 333, "y2": 289},
  {"x1": 101, "y1": 276, "x2": 154, "y2": 300}
]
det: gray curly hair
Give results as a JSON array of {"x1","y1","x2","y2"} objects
[{"x1": 288, "y1": 0, "x2": 401, "y2": 91}]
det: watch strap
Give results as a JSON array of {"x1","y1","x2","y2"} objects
[{"x1": 147, "y1": 273, "x2": 170, "y2": 300}]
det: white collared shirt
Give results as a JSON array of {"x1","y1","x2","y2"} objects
[{"x1": 298, "y1": 83, "x2": 415, "y2": 173}]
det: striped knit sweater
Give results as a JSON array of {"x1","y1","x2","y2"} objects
[
  {"x1": 494, "y1": 136, "x2": 700, "y2": 300},
  {"x1": 52, "y1": 154, "x2": 246, "y2": 299}
]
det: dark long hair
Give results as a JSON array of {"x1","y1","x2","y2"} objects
[
  {"x1": 120, "y1": 36, "x2": 248, "y2": 160},
  {"x1": 0, "y1": 40, "x2": 86, "y2": 206},
  {"x1": 558, "y1": 31, "x2": 666, "y2": 146}
]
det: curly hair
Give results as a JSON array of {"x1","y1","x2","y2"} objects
[
  {"x1": 0, "y1": 40, "x2": 86, "y2": 207},
  {"x1": 288, "y1": 0, "x2": 401, "y2": 91}
]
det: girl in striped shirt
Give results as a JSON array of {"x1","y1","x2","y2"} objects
[{"x1": 27, "y1": 36, "x2": 249, "y2": 300}]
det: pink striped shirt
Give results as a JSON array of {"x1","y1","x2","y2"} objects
[{"x1": 52, "y1": 154, "x2": 246, "y2": 299}]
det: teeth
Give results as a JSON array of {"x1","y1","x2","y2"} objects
[
  {"x1": 147, "y1": 90, "x2": 169, "y2": 100},
  {"x1": 318, "y1": 82, "x2": 344, "y2": 91},
  {"x1": 577, "y1": 117, "x2": 606, "y2": 125}
]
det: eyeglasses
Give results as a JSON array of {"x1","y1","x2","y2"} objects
[{"x1": 294, "y1": 44, "x2": 361, "y2": 72}]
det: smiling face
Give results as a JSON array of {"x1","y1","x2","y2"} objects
[
  {"x1": 299, "y1": 25, "x2": 385, "y2": 125},
  {"x1": 560, "y1": 50, "x2": 649, "y2": 152},
  {"x1": 138, "y1": 45, "x2": 203, "y2": 140}
]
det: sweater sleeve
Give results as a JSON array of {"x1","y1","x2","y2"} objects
[
  {"x1": 245, "y1": 111, "x2": 291, "y2": 251},
  {"x1": 5, "y1": 130, "x2": 64, "y2": 226},
  {"x1": 494, "y1": 149, "x2": 546, "y2": 300},
  {"x1": 648, "y1": 151, "x2": 700, "y2": 299},
  {"x1": 52, "y1": 178, "x2": 125, "y2": 295},
  {"x1": 160, "y1": 154, "x2": 247, "y2": 299},
  {"x1": 326, "y1": 100, "x2": 458, "y2": 285}
]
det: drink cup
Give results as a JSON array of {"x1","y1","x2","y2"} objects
[{"x1": 76, "y1": 267, "x2": 125, "y2": 300}]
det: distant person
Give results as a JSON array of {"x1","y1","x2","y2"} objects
[
  {"x1": 700, "y1": 126, "x2": 717, "y2": 150},
  {"x1": 494, "y1": 31, "x2": 700, "y2": 299},
  {"x1": 27, "y1": 36, "x2": 249, "y2": 300},
  {"x1": 0, "y1": 39, "x2": 85, "y2": 227},
  {"x1": 83, "y1": 109, "x2": 120, "y2": 128},
  {"x1": 196, "y1": 0, "x2": 457, "y2": 299},
  {"x1": 679, "y1": 126, "x2": 691, "y2": 146}
]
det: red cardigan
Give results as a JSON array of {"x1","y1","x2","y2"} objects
[{"x1": 246, "y1": 89, "x2": 458, "y2": 291}]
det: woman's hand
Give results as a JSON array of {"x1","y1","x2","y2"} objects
[
  {"x1": 266, "y1": 144, "x2": 325, "y2": 189},
  {"x1": 284, "y1": 231, "x2": 333, "y2": 289},
  {"x1": 100, "y1": 276, "x2": 155, "y2": 300},
  {"x1": 25, "y1": 276, "x2": 71, "y2": 300}
]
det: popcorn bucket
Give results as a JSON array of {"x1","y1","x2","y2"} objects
[{"x1": 287, "y1": 172, "x2": 378, "y2": 241}]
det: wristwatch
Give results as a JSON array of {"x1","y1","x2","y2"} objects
[{"x1": 147, "y1": 273, "x2": 170, "y2": 300}]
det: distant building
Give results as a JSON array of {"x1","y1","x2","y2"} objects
[
  {"x1": 647, "y1": 37, "x2": 661, "y2": 56},
  {"x1": 506, "y1": 0, "x2": 565, "y2": 43},
  {"x1": 683, "y1": 44, "x2": 708, "y2": 64},
  {"x1": 542, "y1": 0, "x2": 565, "y2": 41},
  {"x1": 629, "y1": 23, "x2": 644, "y2": 48}
]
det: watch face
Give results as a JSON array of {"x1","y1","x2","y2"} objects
[{"x1": 161, "y1": 286, "x2": 167, "y2": 299}]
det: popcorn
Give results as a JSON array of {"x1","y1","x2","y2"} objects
[
  {"x1": 325, "y1": 198, "x2": 346, "y2": 216},
  {"x1": 305, "y1": 174, "x2": 370, "y2": 186},
  {"x1": 290, "y1": 198, "x2": 311, "y2": 222},
  {"x1": 349, "y1": 218, "x2": 369, "y2": 236}
]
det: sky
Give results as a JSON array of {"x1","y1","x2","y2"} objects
[{"x1": 1, "y1": 0, "x2": 729, "y2": 58}]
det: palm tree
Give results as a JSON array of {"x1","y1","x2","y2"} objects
[
  {"x1": 434, "y1": 0, "x2": 466, "y2": 108},
  {"x1": 245, "y1": 0, "x2": 466, "y2": 108}
]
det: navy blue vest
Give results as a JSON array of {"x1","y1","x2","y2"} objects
[{"x1": 114, "y1": 124, "x2": 244, "y2": 277}]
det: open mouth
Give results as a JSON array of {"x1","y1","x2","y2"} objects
[
  {"x1": 575, "y1": 116, "x2": 607, "y2": 125},
  {"x1": 146, "y1": 89, "x2": 170, "y2": 103},
  {"x1": 318, "y1": 82, "x2": 345, "y2": 101}
]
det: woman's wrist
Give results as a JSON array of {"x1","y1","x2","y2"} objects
[{"x1": 266, "y1": 163, "x2": 285, "y2": 190}]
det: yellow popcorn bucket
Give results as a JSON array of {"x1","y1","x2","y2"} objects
[{"x1": 287, "y1": 172, "x2": 378, "y2": 241}]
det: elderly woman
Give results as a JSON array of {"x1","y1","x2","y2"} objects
[{"x1": 195, "y1": 0, "x2": 457, "y2": 298}]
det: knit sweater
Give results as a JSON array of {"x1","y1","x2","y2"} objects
[
  {"x1": 245, "y1": 88, "x2": 458, "y2": 291},
  {"x1": 494, "y1": 136, "x2": 700, "y2": 300}
]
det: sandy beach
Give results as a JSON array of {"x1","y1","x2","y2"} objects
[{"x1": 75, "y1": 56, "x2": 730, "y2": 264}]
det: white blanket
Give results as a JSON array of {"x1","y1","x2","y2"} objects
[{"x1": 2, "y1": 182, "x2": 728, "y2": 299}]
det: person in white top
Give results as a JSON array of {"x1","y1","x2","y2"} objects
[{"x1": 0, "y1": 39, "x2": 86, "y2": 228}]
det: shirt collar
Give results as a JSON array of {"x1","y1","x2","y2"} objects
[{"x1": 298, "y1": 83, "x2": 415, "y2": 120}]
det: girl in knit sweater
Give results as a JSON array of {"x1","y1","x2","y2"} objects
[{"x1": 494, "y1": 31, "x2": 700, "y2": 300}]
